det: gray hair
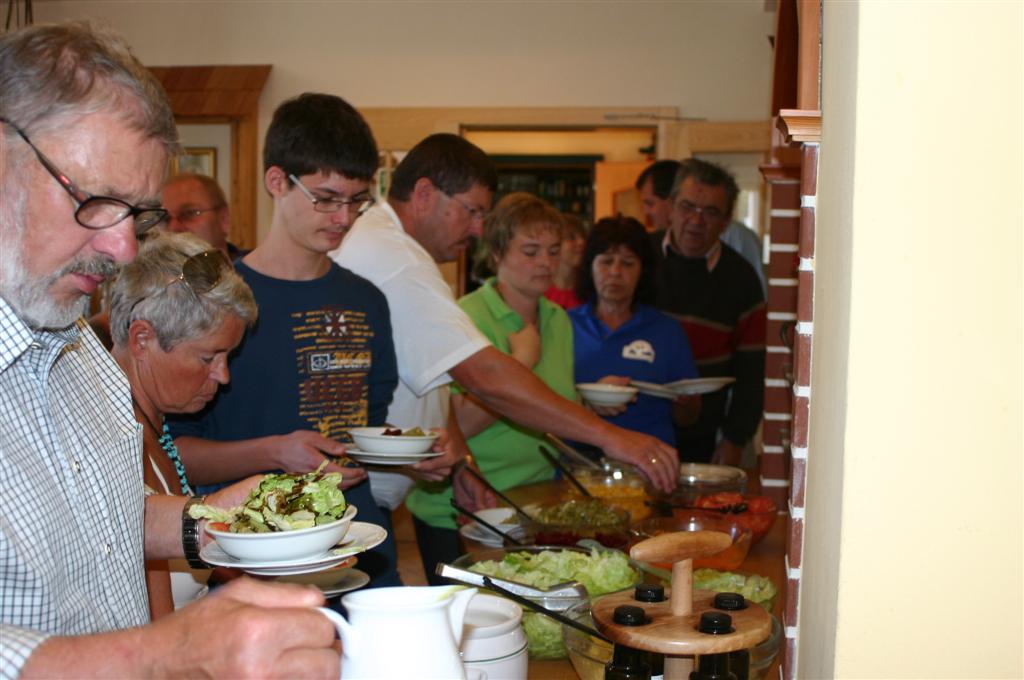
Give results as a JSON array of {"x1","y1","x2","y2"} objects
[
  {"x1": 0, "y1": 21, "x2": 178, "y2": 153},
  {"x1": 108, "y1": 232, "x2": 257, "y2": 350},
  {"x1": 669, "y1": 158, "x2": 740, "y2": 217}
]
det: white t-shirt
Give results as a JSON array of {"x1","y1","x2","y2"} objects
[{"x1": 329, "y1": 203, "x2": 490, "y2": 508}]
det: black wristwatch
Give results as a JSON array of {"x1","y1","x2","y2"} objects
[{"x1": 182, "y1": 495, "x2": 207, "y2": 569}]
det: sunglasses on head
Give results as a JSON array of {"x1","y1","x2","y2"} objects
[{"x1": 126, "y1": 249, "x2": 231, "y2": 330}]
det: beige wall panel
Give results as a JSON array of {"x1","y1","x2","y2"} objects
[{"x1": 808, "y1": 2, "x2": 1023, "y2": 678}]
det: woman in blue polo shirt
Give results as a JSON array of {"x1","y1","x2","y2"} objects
[{"x1": 570, "y1": 216, "x2": 700, "y2": 447}]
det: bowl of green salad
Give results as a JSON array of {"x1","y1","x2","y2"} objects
[
  {"x1": 452, "y1": 546, "x2": 641, "y2": 659},
  {"x1": 189, "y1": 465, "x2": 355, "y2": 562}
]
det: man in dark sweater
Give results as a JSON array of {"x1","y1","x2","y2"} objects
[{"x1": 650, "y1": 159, "x2": 766, "y2": 465}]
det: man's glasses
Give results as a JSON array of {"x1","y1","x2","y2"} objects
[
  {"x1": 674, "y1": 199, "x2": 726, "y2": 223},
  {"x1": 444, "y1": 191, "x2": 488, "y2": 222},
  {"x1": 1, "y1": 117, "x2": 168, "y2": 234},
  {"x1": 288, "y1": 174, "x2": 375, "y2": 216},
  {"x1": 126, "y1": 248, "x2": 231, "y2": 327},
  {"x1": 170, "y1": 206, "x2": 222, "y2": 223}
]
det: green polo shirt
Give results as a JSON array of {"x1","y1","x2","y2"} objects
[{"x1": 405, "y1": 278, "x2": 576, "y2": 529}]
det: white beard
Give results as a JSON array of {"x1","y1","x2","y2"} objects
[{"x1": 0, "y1": 186, "x2": 118, "y2": 330}]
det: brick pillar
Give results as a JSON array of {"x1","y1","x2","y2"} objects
[
  {"x1": 760, "y1": 178, "x2": 800, "y2": 511},
  {"x1": 781, "y1": 141, "x2": 817, "y2": 680}
]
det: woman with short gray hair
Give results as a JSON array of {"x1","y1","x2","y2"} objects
[{"x1": 108, "y1": 231, "x2": 256, "y2": 617}]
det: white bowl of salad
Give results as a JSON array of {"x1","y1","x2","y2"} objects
[
  {"x1": 191, "y1": 465, "x2": 356, "y2": 562},
  {"x1": 348, "y1": 426, "x2": 438, "y2": 454}
]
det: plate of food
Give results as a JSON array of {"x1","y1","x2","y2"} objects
[
  {"x1": 199, "y1": 521, "x2": 388, "y2": 575},
  {"x1": 190, "y1": 464, "x2": 356, "y2": 562},
  {"x1": 347, "y1": 426, "x2": 439, "y2": 454}
]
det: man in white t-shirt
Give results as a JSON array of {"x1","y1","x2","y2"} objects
[{"x1": 331, "y1": 134, "x2": 679, "y2": 578}]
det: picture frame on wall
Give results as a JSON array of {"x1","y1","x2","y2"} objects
[{"x1": 172, "y1": 146, "x2": 217, "y2": 178}]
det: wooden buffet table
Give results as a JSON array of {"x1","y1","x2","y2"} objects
[{"x1": 463, "y1": 480, "x2": 788, "y2": 680}]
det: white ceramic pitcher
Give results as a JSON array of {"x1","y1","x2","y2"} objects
[{"x1": 318, "y1": 585, "x2": 477, "y2": 680}]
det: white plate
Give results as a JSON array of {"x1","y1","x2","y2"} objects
[
  {"x1": 347, "y1": 448, "x2": 444, "y2": 466},
  {"x1": 629, "y1": 380, "x2": 680, "y2": 400},
  {"x1": 275, "y1": 566, "x2": 370, "y2": 596},
  {"x1": 664, "y1": 376, "x2": 736, "y2": 396},
  {"x1": 200, "y1": 522, "x2": 388, "y2": 575}
]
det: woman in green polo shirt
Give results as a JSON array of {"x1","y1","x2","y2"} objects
[{"x1": 405, "y1": 193, "x2": 575, "y2": 552}]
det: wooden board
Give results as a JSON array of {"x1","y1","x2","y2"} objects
[{"x1": 591, "y1": 588, "x2": 771, "y2": 656}]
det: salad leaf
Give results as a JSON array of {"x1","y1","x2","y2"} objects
[
  {"x1": 189, "y1": 463, "x2": 346, "y2": 533},
  {"x1": 693, "y1": 568, "x2": 777, "y2": 607},
  {"x1": 468, "y1": 548, "x2": 639, "y2": 658}
]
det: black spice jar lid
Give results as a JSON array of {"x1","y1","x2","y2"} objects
[
  {"x1": 697, "y1": 611, "x2": 734, "y2": 635},
  {"x1": 613, "y1": 604, "x2": 648, "y2": 626},
  {"x1": 635, "y1": 583, "x2": 666, "y2": 602},
  {"x1": 713, "y1": 592, "x2": 747, "y2": 611}
]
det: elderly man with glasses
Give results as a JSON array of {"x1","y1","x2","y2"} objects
[
  {"x1": 0, "y1": 22, "x2": 340, "y2": 680},
  {"x1": 650, "y1": 158, "x2": 767, "y2": 467},
  {"x1": 162, "y1": 173, "x2": 249, "y2": 261}
]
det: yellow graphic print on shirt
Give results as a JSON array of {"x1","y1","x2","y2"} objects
[{"x1": 292, "y1": 306, "x2": 374, "y2": 441}]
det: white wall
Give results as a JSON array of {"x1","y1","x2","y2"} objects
[
  {"x1": 803, "y1": 2, "x2": 1023, "y2": 678},
  {"x1": 36, "y1": 1, "x2": 775, "y2": 237},
  {"x1": 36, "y1": 1, "x2": 774, "y2": 119}
]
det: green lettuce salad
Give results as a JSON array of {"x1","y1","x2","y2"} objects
[
  {"x1": 188, "y1": 464, "x2": 347, "y2": 533},
  {"x1": 693, "y1": 568, "x2": 778, "y2": 609},
  {"x1": 468, "y1": 548, "x2": 639, "y2": 659}
]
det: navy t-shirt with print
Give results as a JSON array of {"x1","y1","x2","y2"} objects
[{"x1": 169, "y1": 260, "x2": 399, "y2": 585}]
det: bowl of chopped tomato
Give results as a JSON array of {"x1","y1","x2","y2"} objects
[{"x1": 693, "y1": 493, "x2": 778, "y2": 545}]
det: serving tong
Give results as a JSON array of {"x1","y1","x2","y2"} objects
[{"x1": 435, "y1": 563, "x2": 589, "y2": 611}]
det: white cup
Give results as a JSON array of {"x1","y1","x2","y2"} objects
[{"x1": 460, "y1": 595, "x2": 528, "y2": 680}]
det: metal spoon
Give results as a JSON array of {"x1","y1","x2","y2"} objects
[
  {"x1": 537, "y1": 445, "x2": 592, "y2": 498},
  {"x1": 436, "y1": 563, "x2": 587, "y2": 603}
]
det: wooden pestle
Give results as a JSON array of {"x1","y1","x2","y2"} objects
[{"x1": 629, "y1": 531, "x2": 733, "y2": 616}]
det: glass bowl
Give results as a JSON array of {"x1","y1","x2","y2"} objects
[
  {"x1": 450, "y1": 545, "x2": 641, "y2": 659},
  {"x1": 561, "y1": 601, "x2": 612, "y2": 680},
  {"x1": 648, "y1": 463, "x2": 748, "y2": 507},
  {"x1": 633, "y1": 510, "x2": 752, "y2": 571},
  {"x1": 693, "y1": 492, "x2": 779, "y2": 545},
  {"x1": 525, "y1": 498, "x2": 632, "y2": 550},
  {"x1": 562, "y1": 602, "x2": 782, "y2": 680},
  {"x1": 749, "y1": 613, "x2": 783, "y2": 679},
  {"x1": 566, "y1": 459, "x2": 653, "y2": 521}
]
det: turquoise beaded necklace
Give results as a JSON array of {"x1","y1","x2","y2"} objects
[{"x1": 134, "y1": 397, "x2": 192, "y2": 495}]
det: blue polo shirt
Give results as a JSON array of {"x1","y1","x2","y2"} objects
[{"x1": 569, "y1": 303, "x2": 698, "y2": 446}]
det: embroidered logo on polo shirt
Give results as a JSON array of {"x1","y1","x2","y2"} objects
[{"x1": 622, "y1": 340, "x2": 655, "y2": 363}]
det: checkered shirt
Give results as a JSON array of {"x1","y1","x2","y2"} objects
[{"x1": 0, "y1": 297, "x2": 148, "y2": 680}]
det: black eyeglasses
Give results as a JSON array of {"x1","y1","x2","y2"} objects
[
  {"x1": 288, "y1": 174, "x2": 375, "y2": 216},
  {"x1": 126, "y1": 248, "x2": 231, "y2": 328},
  {"x1": 0, "y1": 117, "x2": 168, "y2": 234}
]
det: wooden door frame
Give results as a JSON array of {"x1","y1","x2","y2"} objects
[{"x1": 149, "y1": 65, "x2": 272, "y2": 250}]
